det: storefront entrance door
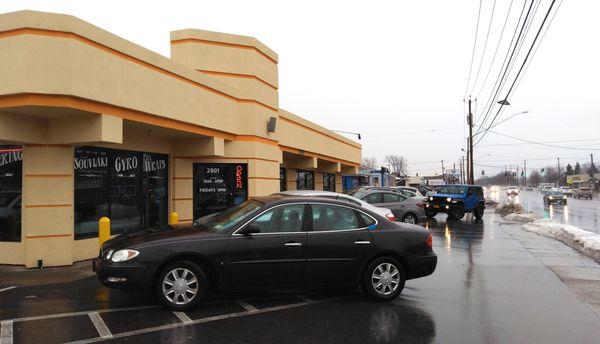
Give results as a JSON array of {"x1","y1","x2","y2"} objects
[{"x1": 193, "y1": 163, "x2": 248, "y2": 221}]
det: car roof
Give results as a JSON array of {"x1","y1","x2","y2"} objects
[
  {"x1": 276, "y1": 190, "x2": 339, "y2": 197},
  {"x1": 259, "y1": 194, "x2": 369, "y2": 209}
]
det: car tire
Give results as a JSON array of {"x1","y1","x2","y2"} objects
[
  {"x1": 474, "y1": 203, "x2": 484, "y2": 219},
  {"x1": 402, "y1": 213, "x2": 418, "y2": 224},
  {"x1": 448, "y1": 206, "x2": 465, "y2": 220},
  {"x1": 155, "y1": 260, "x2": 207, "y2": 311},
  {"x1": 425, "y1": 210, "x2": 437, "y2": 218},
  {"x1": 363, "y1": 257, "x2": 405, "y2": 301}
]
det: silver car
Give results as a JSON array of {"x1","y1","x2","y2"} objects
[
  {"x1": 345, "y1": 188, "x2": 427, "y2": 224},
  {"x1": 275, "y1": 190, "x2": 397, "y2": 221}
]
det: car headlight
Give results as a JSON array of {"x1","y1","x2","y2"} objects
[
  {"x1": 110, "y1": 249, "x2": 140, "y2": 263},
  {"x1": 429, "y1": 196, "x2": 433, "y2": 201},
  {"x1": 563, "y1": 196, "x2": 567, "y2": 199},
  {"x1": 549, "y1": 196, "x2": 554, "y2": 200},
  {"x1": 446, "y1": 197, "x2": 452, "y2": 202}
]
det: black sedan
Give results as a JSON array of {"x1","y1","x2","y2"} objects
[{"x1": 94, "y1": 195, "x2": 437, "y2": 310}]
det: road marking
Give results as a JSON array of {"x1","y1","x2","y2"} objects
[
  {"x1": 2, "y1": 305, "x2": 161, "y2": 323},
  {"x1": 235, "y1": 300, "x2": 258, "y2": 312},
  {"x1": 66, "y1": 300, "x2": 312, "y2": 344},
  {"x1": 0, "y1": 287, "x2": 16, "y2": 294},
  {"x1": 172, "y1": 311, "x2": 192, "y2": 324},
  {"x1": 0, "y1": 320, "x2": 13, "y2": 344},
  {"x1": 88, "y1": 313, "x2": 112, "y2": 339}
]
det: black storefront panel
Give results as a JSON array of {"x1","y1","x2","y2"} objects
[
  {"x1": 74, "y1": 147, "x2": 168, "y2": 240},
  {"x1": 193, "y1": 163, "x2": 248, "y2": 220},
  {"x1": 0, "y1": 145, "x2": 22, "y2": 242}
]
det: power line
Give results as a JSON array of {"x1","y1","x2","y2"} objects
[
  {"x1": 475, "y1": 0, "x2": 559, "y2": 145},
  {"x1": 470, "y1": 0, "x2": 498, "y2": 95},
  {"x1": 464, "y1": 0, "x2": 484, "y2": 96},
  {"x1": 365, "y1": 126, "x2": 463, "y2": 139},
  {"x1": 476, "y1": 0, "x2": 538, "y2": 133},
  {"x1": 478, "y1": 138, "x2": 600, "y2": 148},
  {"x1": 474, "y1": 0, "x2": 531, "y2": 128},
  {"x1": 479, "y1": 128, "x2": 600, "y2": 151}
]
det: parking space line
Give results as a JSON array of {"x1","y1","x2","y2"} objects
[
  {"x1": 88, "y1": 313, "x2": 112, "y2": 339},
  {"x1": 0, "y1": 320, "x2": 13, "y2": 344},
  {"x1": 296, "y1": 295, "x2": 312, "y2": 303},
  {"x1": 172, "y1": 312, "x2": 192, "y2": 324},
  {"x1": 66, "y1": 300, "x2": 313, "y2": 344},
  {"x1": 0, "y1": 287, "x2": 16, "y2": 294},
  {"x1": 235, "y1": 300, "x2": 258, "y2": 312},
  {"x1": 3, "y1": 305, "x2": 160, "y2": 323}
]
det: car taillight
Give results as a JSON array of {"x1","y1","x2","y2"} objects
[
  {"x1": 417, "y1": 202, "x2": 425, "y2": 208},
  {"x1": 386, "y1": 213, "x2": 396, "y2": 221},
  {"x1": 426, "y1": 233, "x2": 432, "y2": 249}
]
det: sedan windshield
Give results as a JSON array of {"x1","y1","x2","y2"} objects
[
  {"x1": 436, "y1": 186, "x2": 466, "y2": 195},
  {"x1": 194, "y1": 200, "x2": 263, "y2": 233},
  {"x1": 548, "y1": 191, "x2": 564, "y2": 196}
]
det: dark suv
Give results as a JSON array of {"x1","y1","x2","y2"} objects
[{"x1": 425, "y1": 185, "x2": 485, "y2": 220}]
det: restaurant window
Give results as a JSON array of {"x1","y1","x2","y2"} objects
[
  {"x1": 296, "y1": 170, "x2": 314, "y2": 190},
  {"x1": 280, "y1": 167, "x2": 286, "y2": 191},
  {"x1": 74, "y1": 147, "x2": 168, "y2": 240},
  {"x1": 323, "y1": 173, "x2": 336, "y2": 192},
  {"x1": 0, "y1": 145, "x2": 22, "y2": 242}
]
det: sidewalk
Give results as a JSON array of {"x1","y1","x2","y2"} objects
[
  {"x1": 499, "y1": 221, "x2": 600, "y2": 319},
  {"x1": 0, "y1": 260, "x2": 95, "y2": 288}
]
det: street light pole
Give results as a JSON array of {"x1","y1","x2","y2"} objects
[{"x1": 468, "y1": 99, "x2": 474, "y2": 184}]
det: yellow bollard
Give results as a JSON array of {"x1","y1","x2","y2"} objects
[
  {"x1": 99, "y1": 217, "x2": 110, "y2": 245},
  {"x1": 169, "y1": 212, "x2": 179, "y2": 226}
]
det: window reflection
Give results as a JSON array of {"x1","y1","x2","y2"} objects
[
  {"x1": 0, "y1": 145, "x2": 22, "y2": 242},
  {"x1": 74, "y1": 147, "x2": 168, "y2": 239}
]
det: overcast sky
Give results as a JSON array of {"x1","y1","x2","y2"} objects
[{"x1": 4, "y1": 0, "x2": 599, "y2": 177}]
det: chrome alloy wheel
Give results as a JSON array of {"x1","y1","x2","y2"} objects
[
  {"x1": 162, "y1": 268, "x2": 199, "y2": 305},
  {"x1": 371, "y1": 263, "x2": 400, "y2": 296},
  {"x1": 403, "y1": 214, "x2": 417, "y2": 224}
]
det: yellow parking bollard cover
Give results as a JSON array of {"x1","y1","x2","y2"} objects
[
  {"x1": 99, "y1": 217, "x2": 110, "y2": 245},
  {"x1": 169, "y1": 212, "x2": 179, "y2": 226}
]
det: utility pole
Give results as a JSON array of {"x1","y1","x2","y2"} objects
[
  {"x1": 505, "y1": 165, "x2": 508, "y2": 187},
  {"x1": 466, "y1": 138, "x2": 470, "y2": 184},
  {"x1": 557, "y1": 157, "x2": 561, "y2": 187},
  {"x1": 460, "y1": 156, "x2": 464, "y2": 183},
  {"x1": 523, "y1": 160, "x2": 527, "y2": 187},
  {"x1": 453, "y1": 162, "x2": 456, "y2": 184},
  {"x1": 441, "y1": 160, "x2": 445, "y2": 184},
  {"x1": 468, "y1": 98, "x2": 474, "y2": 184}
]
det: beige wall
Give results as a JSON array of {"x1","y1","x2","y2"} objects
[{"x1": 0, "y1": 10, "x2": 361, "y2": 267}]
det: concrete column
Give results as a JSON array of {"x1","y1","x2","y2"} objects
[{"x1": 22, "y1": 145, "x2": 74, "y2": 268}]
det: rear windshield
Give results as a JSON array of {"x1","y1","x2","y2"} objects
[{"x1": 437, "y1": 186, "x2": 466, "y2": 195}]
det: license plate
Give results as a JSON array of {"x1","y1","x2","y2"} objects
[{"x1": 433, "y1": 205, "x2": 440, "y2": 209}]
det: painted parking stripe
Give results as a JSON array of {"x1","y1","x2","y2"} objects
[
  {"x1": 88, "y1": 313, "x2": 112, "y2": 339},
  {"x1": 0, "y1": 287, "x2": 16, "y2": 294},
  {"x1": 296, "y1": 295, "x2": 312, "y2": 303},
  {"x1": 0, "y1": 320, "x2": 13, "y2": 344},
  {"x1": 66, "y1": 300, "x2": 311, "y2": 344},
  {"x1": 235, "y1": 300, "x2": 258, "y2": 312},
  {"x1": 172, "y1": 311, "x2": 193, "y2": 324},
  {"x1": 2, "y1": 305, "x2": 161, "y2": 323}
]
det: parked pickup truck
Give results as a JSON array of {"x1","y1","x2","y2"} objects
[{"x1": 574, "y1": 187, "x2": 593, "y2": 200}]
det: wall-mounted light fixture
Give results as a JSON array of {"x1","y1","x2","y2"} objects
[{"x1": 267, "y1": 117, "x2": 277, "y2": 133}]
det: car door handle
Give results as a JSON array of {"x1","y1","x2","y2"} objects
[
  {"x1": 284, "y1": 242, "x2": 302, "y2": 247},
  {"x1": 354, "y1": 240, "x2": 371, "y2": 245}
]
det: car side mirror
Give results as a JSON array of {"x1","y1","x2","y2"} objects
[{"x1": 240, "y1": 223, "x2": 261, "y2": 235}]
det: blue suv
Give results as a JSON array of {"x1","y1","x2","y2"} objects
[{"x1": 425, "y1": 184, "x2": 485, "y2": 220}]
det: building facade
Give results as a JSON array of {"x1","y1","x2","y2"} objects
[{"x1": 0, "y1": 11, "x2": 361, "y2": 267}]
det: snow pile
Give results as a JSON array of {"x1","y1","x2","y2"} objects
[
  {"x1": 494, "y1": 200, "x2": 525, "y2": 215},
  {"x1": 523, "y1": 220, "x2": 600, "y2": 263},
  {"x1": 504, "y1": 212, "x2": 536, "y2": 222}
]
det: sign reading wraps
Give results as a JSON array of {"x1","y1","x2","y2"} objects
[{"x1": 193, "y1": 163, "x2": 248, "y2": 219}]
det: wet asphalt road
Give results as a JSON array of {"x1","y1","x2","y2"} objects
[
  {"x1": 1, "y1": 213, "x2": 600, "y2": 343},
  {"x1": 488, "y1": 189, "x2": 600, "y2": 233}
]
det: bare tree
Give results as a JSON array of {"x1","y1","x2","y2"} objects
[
  {"x1": 528, "y1": 170, "x2": 542, "y2": 186},
  {"x1": 385, "y1": 155, "x2": 409, "y2": 175},
  {"x1": 361, "y1": 157, "x2": 378, "y2": 169}
]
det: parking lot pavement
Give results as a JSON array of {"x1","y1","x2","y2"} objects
[{"x1": 2, "y1": 213, "x2": 600, "y2": 343}]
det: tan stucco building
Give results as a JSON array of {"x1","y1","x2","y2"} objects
[{"x1": 0, "y1": 10, "x2": 361, "y2": 267}]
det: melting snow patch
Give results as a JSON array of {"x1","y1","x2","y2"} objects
[
  {"x1": 522, "y1": 220, "x2": 600, "y2": 263},
  {"x1": 504, "y1": 212, "x2": 536, "y2": 222}
]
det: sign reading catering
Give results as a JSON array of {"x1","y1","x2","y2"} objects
[{"x1": 0, "y1": 148, "x2": 23, "y2": 168}]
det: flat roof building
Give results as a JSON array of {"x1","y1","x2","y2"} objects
[{"x1": 0, "y1": 10, "x2": 361, "y2": 267}]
